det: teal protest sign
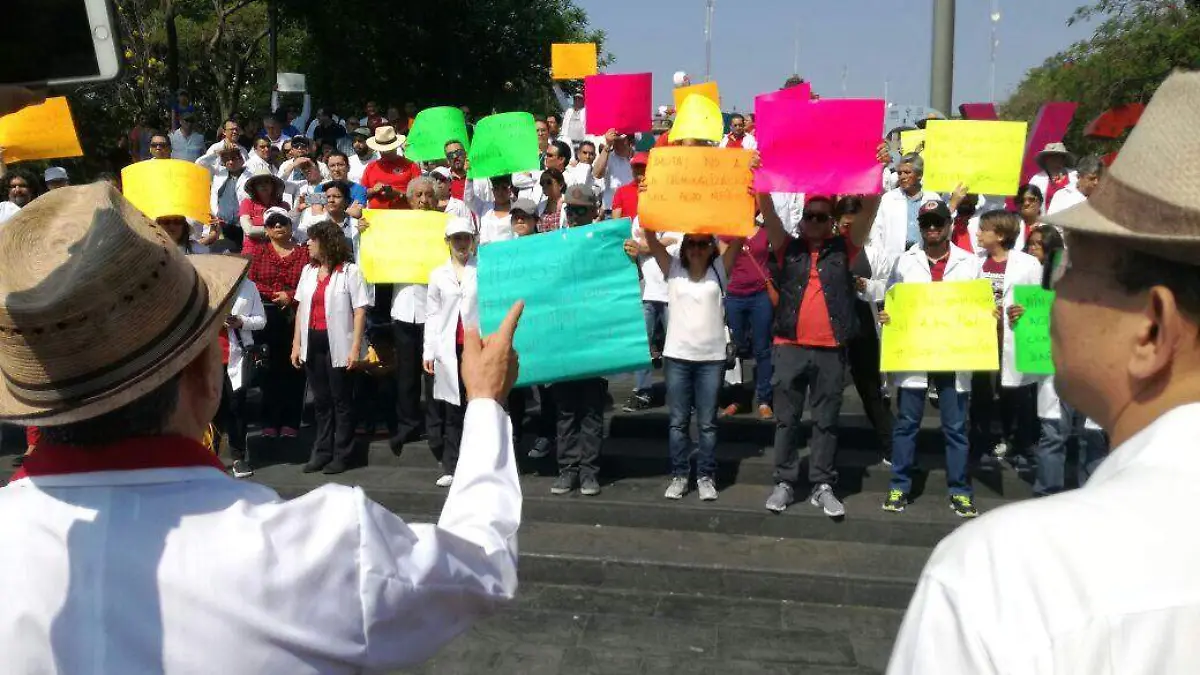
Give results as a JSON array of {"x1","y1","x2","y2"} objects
[
  {"x1": 477, "y1": 218, "x2": 649, "y2": 387},
  {"x1": 404, "y1": 106, "x2": 470, "y2": 162},
  {"x1": 1013, "y1": 285, "x2": 1055, "y2": 374},
  {"x1": 467, "y1": 112, "x2": 540, "y2": 179}
]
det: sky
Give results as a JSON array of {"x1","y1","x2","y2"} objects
[{"x1": 574, "y1": 0, "x2": 1098, "y2": 112}]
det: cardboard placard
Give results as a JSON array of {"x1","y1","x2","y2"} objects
[
  {"x1": 880, "y1": 280, "x2": 1000, "y2": 372},
  {"x1": 584, "y1": 73, "x2": 653, "y2": 135},
  {"x1": 1013, "y1": 285, "x2": 1055, "y2": 374},
  {"x1": 0, "y1": 97, "x2": 83, "y2": 163},
  {"x1": 753, "y1": 97, "x2": 885, "y2": 195},
  {"x1": 551, "y1": 43, "x2": 598, "y2": 80},
  {"x1": 120, "y1": 159, "x2": 211, "y2": 222},
  {"x1": 639, "y1": 147, "x2": 754, "y2": 236},
  {"x1": 922, "y1": 120, "x2": 1029, "y2": 196},
  {"x1": 405, "y1": 106, "x2": 471, "y2": 162},
  {"x1": 358, "y1": 209, "x2": 450, "y2": 284},
  {"x1": 467, "y1": 112, "x2": 541, "y2": 180}
]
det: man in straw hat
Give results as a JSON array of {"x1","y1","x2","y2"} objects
[
  {"x1": 1028, "y1": 141, "x2": 1079, "y2": 215},
  {"x1": 887, "y1": 70, "x2": 1200, "y2": 673},
  {"x1": 361, "y1": 125, "x2": 421, "y2": 210},
  {"x1": 0, "y1": 183, "x2": 526, "y2": 672}
]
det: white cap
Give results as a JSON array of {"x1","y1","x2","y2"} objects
[
  {"x1": 44, "y1": 166, "x2": 68, "y2": 183},
  {"x1": 263, "y1": 206, "x2": 292, "y2": 226},
  {"x1": 444, "y1": 216, "x2": 475, "y2": 237},
  {"x1": 672, "y1": 71, "x2": 690, "y2": 88}
]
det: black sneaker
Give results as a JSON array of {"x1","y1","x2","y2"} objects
[
  {"x1": 231, "y1": 459, "x2": 253, "y2": 479},
  {"x1": 580, "y1": 474, "x2": 601, "y2": 496},
  {"x1": 622, "y1": 393, "x2": 651, "y2": 413},
  {"x1": 881, "y1": 489, "x2": 908, "y2": 513},
  {"x1": 322, "y1": 458, "x2": 348, "y2": 475},
  {"x1": 551, "y1": 471, "x2": 577, "y2": 495},
  {"x1": 303, "y1": 456, "x2": 332, "y2": 473},
  {"x1": 949, "y1": 494, "x2": 979, "y2": 518}
]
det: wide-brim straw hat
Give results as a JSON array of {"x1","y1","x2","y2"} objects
[
  {"x1": 1035, "y1": 142, "x2": 1077, "y2": 171},
  {"x1": 0, "y1": 183, "x2": 248, "y2": 425},
  {"x1": 245, "y1": 167, "x2": 284, "y2": 196},
  {"x1": 1046, "y1": 70, "x2": 1200, "y2": 264},
  {"x1": 366, "y1": 125, "x2": 405, "y2": 152}
]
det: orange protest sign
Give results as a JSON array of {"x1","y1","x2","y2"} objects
[
  {"x1": 551, "y1": 43, "x2": 598, "y2": 80},
  {"x1": 638, "y1": 147, "x2": 754, "y2": 237},
  {"x1": 672, "y1": 81, "x2": 720, "y2": 112},
  {"x1": 0, "y1": 97, "x2": 83, "y2": 163},
  {"x1": 121, "y1": 159, "x2": 212, "y2": 223}
]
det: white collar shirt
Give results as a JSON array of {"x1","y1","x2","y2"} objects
[
  {"x1": 596, "y1": 153, "x2": 632, "y2": 211},
  {"x1": 348, "y1": 151, "x2": 380, "y2": 184},
  {"x1": 1047, "y1": 185, "x2": 1087, "y2": 216},
  {"x1": 423, "y1": 259, "x2": 479, "y2": 406},
  {"x1": 295, "y1": 263, "x2": 373, "y2": 367},
  {"x1": 210, "y1": 168, "x2": 252, "y2": 225},
  {"x1": 169, "y1": 128, "x2": 207, "y2": 162},
  {"x1": 888, "y1": 403, "x2": 1200, "y2": 675},
  {"x1": 0, "y1": 396, "x2": 519, "y2": 674}
]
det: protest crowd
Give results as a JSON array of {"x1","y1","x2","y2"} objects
[{"x1": 0, "y1": 68, "x2": 1112, "y2": 522}]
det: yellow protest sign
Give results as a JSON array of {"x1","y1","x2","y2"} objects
[
  {"x1": 639, "y1": 147, "x2": 755, "y2": 236},
  {"x1": 669, "y1": 94, "x2": 723, "y2": 143},
  {"x1": 672, "y1": 81, "x2": 720, "y2": 112},
  {"x1": 359, "y1": 209, "x2": 450, "y2": 284},
  {"x1": 120, "y1": 159, "x2": 211, "y2": 222},
  {"x1": 900, "y1": 129, "x2": 925, "y2": 155},
  {"x1": 0, "y1": 97, "x2": 83, "y2": 163},
  {"x1": 551, "y1": 43, "x2": 598, "y2": 80},
  {"x1": 921, "y1": 120, "x2": 1028, "y2": 196},
  {"x1": 880, "y1": 280, "x2": 999, "y2": 372}
]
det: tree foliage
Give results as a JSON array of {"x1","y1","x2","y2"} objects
[{"x1": 1002, "y1": 0, "x2": 1200, "y2": 154}]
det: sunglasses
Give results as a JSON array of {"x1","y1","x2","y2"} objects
[
  {"x1": 918, "y1": 219, "x2": 946, "y2": 230},
  {"x1": 446, "y1": 149, "x2": 466, "y2": 159},
  {"x1": 267, "y1": 221, "x2": 291, "y2": 229},
  {"x1": 150, "y1": 142, "x2": 169, "y2": 148},
  {"x1": 801, "y1": 211, "x2": 831, "y2": 223}
]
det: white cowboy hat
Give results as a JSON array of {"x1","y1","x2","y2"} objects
[
  {"x1": 366, "y1": 125, "x2": 406, "y2": 152},
  {"x1": 1035, "y1": 142, "x2": 1077, "y2": 170}
]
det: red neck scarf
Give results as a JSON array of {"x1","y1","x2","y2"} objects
[{"x1": 9, "y1": 435, "x2": 225, "y2": 482}]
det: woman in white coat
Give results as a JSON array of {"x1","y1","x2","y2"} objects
[
  {"x1": 969, "y1": 210, "x2": 1043, "y2": 467},
  {"x1": 422, "y1": 217, "x2": 479, "y2": 487},
  {"x1": 291, "y1": 220, "x2": 372, "y2": 475},
  {"x1": 220, "y1": 278, "x2": 267, "y2": 479}
]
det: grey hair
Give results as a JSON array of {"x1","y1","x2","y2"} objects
[
  {"x1": 407, "y1": 176, "x2": 436, "y2": 203},
  {"x1": 899, "y1": 153, "x2": 924, "y2": 175},
  {"x1": 1076, "y1": 155, "x2": 1106, "y2": 178},
  {"x1": 431, "y1": 178, "x2": 450, "y2": 203}
]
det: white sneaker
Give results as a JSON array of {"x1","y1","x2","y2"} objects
[
  {"x1": 664, "y1": 476, "x2": 688, "y2": 500},
  {"x1": 993, "y1": 441, "x2": 1009, "y2": 458},
  {"x1": 435, "y1": 474, "x2": 454, "y2": 488},
  {"x1": 697, "y1": 476, "x2": 718, "y2": 501}
]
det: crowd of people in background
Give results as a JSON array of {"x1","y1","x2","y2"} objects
[{"x1": 0, "y1": 75, "x2": 1110, "y2": 522}]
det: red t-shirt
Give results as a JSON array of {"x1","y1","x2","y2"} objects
[
  {"x1": 612, "y1": 183, "x2": 640, "y2": 219},
  {"x1": 776, "y1": 233, "x2": 859, "y2": 348},
  {"x1": 1044, "y1": 173, "x2": 1071, "y2": 214},
  {"x1": 361, "y1": 156, "x2": 422, "y2": 209},
  {"x1": 310, "y1": 270, "x2": 332, "y2": 330},
  {"x1": 26, "y1": 426, "x2": 40, "y2": 448},
  {"x1": 982, "y1": 256, "x2": 1007, "y2": 302},
  {"x1": 723, "y1": 134, "x2": 745, "y2": 149},
  {"x1": 451, "y1": 175, "x2": 466, "y2": 201},
  {"x1": 951, "y1": 216, "x2": 974, "y2": 253},
  {"x1": 930, "y1": 256, "x2": 949, "y2": 282},
  {"x1": 219, "y1": 330, "x2": 231, "y2": 365}
]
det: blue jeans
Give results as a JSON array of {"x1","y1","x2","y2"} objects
[
  {"x1": 665, "y1": 357, "x2": 724, "y2": 478},
  {"x1": 890, "y1": 375, "x2": 972, "y2": 497},
  {"x1": 634, "y1": 301, "x2": 669, "y2": 394},
  {"x1": 724, "y1": 291, "x2": 774, "y2": 404},
  {"x1": 1032, "y1": 403, "x2": 1108, "y2": 496}
]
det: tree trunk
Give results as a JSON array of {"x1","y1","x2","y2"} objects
[{"x1": 165, "y1": 0, "x2": 179, "y2": 105}]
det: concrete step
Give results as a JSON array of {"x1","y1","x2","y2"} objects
[{"x1": 398, "y1": 582, "x2": 900, "y2": 674}]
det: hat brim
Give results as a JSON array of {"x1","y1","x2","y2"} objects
[
  {"x1": 1036, "y1": 150, "x2": 1077, "y2": 169},
  {"x1": 0, "y1": 255, "x2": 249, "y2": 425},
  {"x1": 1045, "y1": 199, "x2": 1200, "y2": 263},
  {"x1": 366, "y1": 137, "x2": 404, "y2": 152}
]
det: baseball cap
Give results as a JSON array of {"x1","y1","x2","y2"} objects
[
  {"x1": 263, "y1": 206, "x2": 292, "y2": 227},
  {"x1": 289, "y1": 135, "x2": 310, "y2": 147},
  {"x1": 631, "y1": 152, "x2": 650, "y2": 166},
  {"x1": 444, "y1": 217, "x2": 475, "y2": 237},
  {"x1": 917, "y1": 200, "x2": 951, "y2": 222},
  {"x1": 564, "y1": 184, "x2": 599, "y2": 207},
  {"x1": 44, "y1": 167, "x2": 68, "y2": 183},
  {"x1": 511, "y1": 198, "x2": 538, "y2": 216}
]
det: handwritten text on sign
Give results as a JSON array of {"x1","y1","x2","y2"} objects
[
  {"x1": 477, "y1": 218, "x2": 649, "y2": 387},
  {"x1": 638, "y1": 147, "x2": 754, "y2": 236},
  {"x1": 1013, "y1": 285, "x2": 1055, "y2": 374},
  {"x1": 921, "y1": 120, "x2": 1028, "y2": 196},
  {"x1": 880, "y1": 280, "x2": 1000, "y2": 372}
]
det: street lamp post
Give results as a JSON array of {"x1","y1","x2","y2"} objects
[
  {"x1": 704, "y1": 0, "x2": 715, "y2": 82},
  {"x1": 930, "y1": 0, "x2": 956, "y2": 114}
]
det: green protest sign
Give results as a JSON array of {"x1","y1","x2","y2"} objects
[
  {"x1": 404, "y1": 106, "x2": 470, "y2": 162},
  {"x1": 1013, "y1": 285, "x2": 1055, "y2": 375},
  {"x1": 467, "y1": 112, "x2": 540, "y2": 179}
]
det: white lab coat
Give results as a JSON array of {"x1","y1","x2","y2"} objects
[
  {"x1": 868, "y1": 187, "x2": 943, "y2": 263},
  {"x1": 991, "y1": 249, "x2": 1043, "y2": 388},
  {"x1": 1046, "y1": 185, "x2": 1087, "y2": 216},
  {"x1": 0, "y1": 399, "x2": 519, "y2": 673},
  {"x1": 1028, "y1": 169, "x2": 1078, "y2": 214},
  {"x1": 885, "y1": 244, "x2": 983, "y2": 393},
  {"x1": 226, "y1": 277, "x2": 267, "y2": 391},
  {"x1": 424, "y1": 258, "x2": 479, "y2": 407},
  {"x1": 295, "y1": 263, "x2": 372, "y2": 367},
  {"x1": 881, "y1": 405, "x2": 1200, "y2": 675}
]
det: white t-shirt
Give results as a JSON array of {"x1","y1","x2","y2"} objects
[
  {"x1": 663, "y1": 255, "x2": 727, "y2": 363},
  {"x1": 631, "y1": 218, "x2": 680, "y2": 303},
  {"x1": 597, "y1": 152, "x2": 633, "y2": 211},
  {"x1": 478, "y1": 210, "x2": 514, "y2": 245},
  {"x1": 348, "y1": 151, "x2": 379, "y2": 183}
]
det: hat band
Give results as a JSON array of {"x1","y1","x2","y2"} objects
[
  {"x1": 1087, "y1": 175, "x2": 1200, "y2": 238},
  {"x1": 2, "y1": 267, "x2": 211, "y2": 406}
]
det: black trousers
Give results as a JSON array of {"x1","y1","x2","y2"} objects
[
  {"x1": 506, "y1": 387, "x2": 530, "y2": 443},
  {"x1": 215, "y1": 373, "x2": 248, "y2": 461},
  {"x1": 772, "y1": 344, "x2": 846, "y2": 486},
  {"x1": 552, "y1": 378, "x2": 605, "y2": 479},
  {"x1": 257, "y1": 304, "x2": 306, "y2": 430},
  {"x1": 427, "y1": 347, "x2": 467, "y2": 474},
  {"x1": 305, "y1": 330, "x2": 356, "y2": 462},
  {"x1": 970, "y1": 373, "x2": 1037, "y2": 460},
  {"x1": 392, "y1": 320, "x2": 432, "y2": 447},
  {"x1": 846, "y1": 301, "x2": 894, "y2": 452}
]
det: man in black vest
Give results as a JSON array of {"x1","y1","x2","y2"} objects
[{"x1": 759, "y1": 192, "x2": 879, "y2": 517}]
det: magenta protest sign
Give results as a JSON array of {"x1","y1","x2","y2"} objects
[
  {"x1": 585, "y1": 73, "x2": 653, "y2": 136},
  {"x1": 754, "y1": 82, "x2": 812, "y2": 108},
  {"x1": 959, "y1": 103, "x2": 999, "y2": 120},
  {"x1": 1020, "y1": 102, "x2": 1077, "y2": 184},
  {"x1": 753, "y1": 97, "x2": 885, "y2": 195}
]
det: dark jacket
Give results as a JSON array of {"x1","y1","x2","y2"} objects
[{"x1": 768, "y1": 235, "x2": 860, "y2": 345}]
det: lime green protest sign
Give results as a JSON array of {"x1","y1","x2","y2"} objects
[
  {"x1": 477, "y1": 218, "x2": 650, "y2": 387},
  {"x1": 404, "y1": 106, "x2": 470, "y2": 162},
  {"x1": 1013, "y1": 285, "x2": 1055, "y2": 374},
  {"x1": 467, "y1": 112, "x2": 540, "y2": 179}
]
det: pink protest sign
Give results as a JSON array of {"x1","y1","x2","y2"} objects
[
  {"x1": 753, "y1": 82, "x2": 813, "y2": 109},
  {"x1": 753, "y1": 97, "x2": 885, "y2": 195},
  {"x1": 959, "y1": 103, "x2": 999, "y2": 120},
  {"x1": 585, "y1": 73, "x2": 653, "y2": 136},
  {"x1": 1021, "y1": 102, "x2": 1077, "y2": 183}
]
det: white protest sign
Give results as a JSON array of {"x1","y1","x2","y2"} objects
[{"x1": 276, "y1": 72, "x2": 306, "y2": 93}]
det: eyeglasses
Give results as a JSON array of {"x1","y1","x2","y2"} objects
[
  {"x1": 446, "y1": 149, "x2": 466, "y2": 159},
  {"x1": 801, "y1": 211, "x2": 831, "y2": 223}
]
